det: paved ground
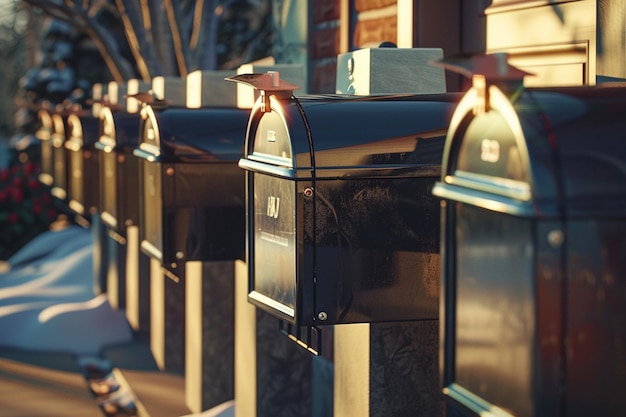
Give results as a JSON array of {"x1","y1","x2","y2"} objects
[{"x1": 0, "y1": 348, "x2": 104, "y2": 417}]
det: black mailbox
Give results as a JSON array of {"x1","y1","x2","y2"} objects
[
  {"x1": 65, "y1": 111, "x2": 101, "y2": 221},
  {"x1": 36, "y1": 109, "x2": 54, "y2": 187},
  {"x1": 133, "y1": 105, "x2": 249, "y2": 269},
  {"x1": 96, "y1": 106, "x2": 142, "y2": 235},
  {"x1": 231, "y1": 73, "x2": 458, "y2": 327},
  {"x1": 50, "y1": 111, "x2": 69, "y2": 203},
  {"x1": 433, "y1": 75, "x2": 626, "y2": 417}
]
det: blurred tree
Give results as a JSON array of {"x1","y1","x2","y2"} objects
[
  {"x1": 19, "y1": 0, "x2": 272, "y2": 82},
  {"x1": 0, "y1": 0, "x2": 30, "y2": 139}
]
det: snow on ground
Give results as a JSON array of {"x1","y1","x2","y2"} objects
[
  {"x1": 0, "y1": 225, "x2": 133, "y2": 355},
  {"x1": 0, "y1": 224, "x2": 235, "y2": 417}
]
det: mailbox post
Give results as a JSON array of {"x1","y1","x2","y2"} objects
[
  {"x1": 433, "y1": 57, "x2": 626, "y2": 417},
  {"x1": 230, "y1": 69, "x2": 458, "y2": 417}
]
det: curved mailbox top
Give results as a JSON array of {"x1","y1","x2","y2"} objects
[
  {"x1": 51, "y1": 113, "x2": 67, "y2": 148},
  {"x1": 240, "y1": 93, "x2": 461, "y2": 180},
  {"x1": 36, "y1": 109, "x2": 54, "y2": 141},
  {"x1": 65, "y1": 113, "x2": 101, "y2": 150},
  {"x1": 134, "y1": 106, "x2": 249, "y2": 162},
  {"x1": 95, "y1": 106, "x2": 141, "y2": 152},
  {"x1": 433, "y1": 83, "x2": 626, "y2": 218}
]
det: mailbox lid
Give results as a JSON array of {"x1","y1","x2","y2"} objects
[
  {"x1": 434, "y1": 84, "x2": 626, "y2": 218},
  {"x1": 136, "y1": 106, "x2": 248, "y2": 162},
  {"x1": 242, "y1": 93, "x2": 460, "y2": 179}
]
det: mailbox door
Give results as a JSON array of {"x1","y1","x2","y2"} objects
[
  {"x1": 243, "y1": 96, "x2": 310, "y2": 324},
  {"x1": 100, "y1": 145, "x2": 118, "y2": 227},
  {"x1": 140, "y1": 159, "x2": 163, "y2": 260}
]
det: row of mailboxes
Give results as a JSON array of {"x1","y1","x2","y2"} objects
[
  {"x1": 433, "y1": 76, "x2": 626, "y2": 417},
  {"x1": 29, "y1": 55, "x2": 625, "y2": 416}
]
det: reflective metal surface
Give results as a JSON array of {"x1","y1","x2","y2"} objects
[
  {"x1": 434, "y1": 84, "x2": 626, "y2": 417},
  {"x1": 241, "y1": 93, "x2": 460, "y2": 325},
  {"x1": 134, "y1": 106, "x2": 249, "y2": 266}
]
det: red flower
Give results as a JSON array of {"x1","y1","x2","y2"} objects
[
  {"x1": 0, "y1": 188, "x2": 8, "y2": 203},
  {"x1": 0, "y1": 169, "x2": 8, "y2": 183},
  {"x1": 32, "y1": 201, "x2": 43, "y2": 214},
  {"x1": 11, "y1": 187, "x2": 24, "y2": 204},
  {"x1": 27, "y1": 178, "x2": 40, "y2": 190},
  {"x1": 47, "y1": 208, "x2": 57, "y2": 220},
  {"x1": 12, "y1": 176, "x2": 23, "y2": 187},
  {"x1": 7, "y1": 212, "x2": 19, "y2": 224},
  {"x1": 41, "y1": 193, "x2": 51, "y2": 205},
  {"x1": 23, "y1": 162, "x2": 37, "y2": 176}
]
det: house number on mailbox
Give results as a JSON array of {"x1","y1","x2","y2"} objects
[
  {"x1": 480, "y1": 138, "x2": 500, "y2": 163},
  {"x1": 267, "y1": 196, "x2": 280, "y2": 219}
]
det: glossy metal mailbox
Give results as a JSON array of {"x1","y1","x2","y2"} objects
[
  {"x1": 65, "y1": 112, "x2": 101, "y2": 220},
  {"x1": 36, "y1": 109, "x2": 55, "y2": 187},
  {"x1": 134, "y1": 106, "x2": 249, "y2": 269},
  {"x1": 433, "y1": 80, "x2": 626, "y2": 417},
  {"x1": 232, "y1": 74, "x2": 458, "y2": 328},
  {"x1": 96, "y1": 107, "x2": 141, "y2": 235}
]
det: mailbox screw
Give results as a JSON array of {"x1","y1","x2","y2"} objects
[
  {"x1": 166, "y1": 167, "x2": 175, "y2": 176},
  {"x1": 317, "y1": 311, "x2": 328, "y2": 321},
  {"x1": 303, "y1": 187, "x2": 314, "y2": 198},
  {"x1": 176, "y1": 251, "x2": 184, "y2": 260},
  {"x1": 547, "y1": 230, "x2": 564, "y2": 248}
]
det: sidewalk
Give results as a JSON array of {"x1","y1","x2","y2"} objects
[{"x1": 0, "y1": 348, "x2": 103, "y2": 417}]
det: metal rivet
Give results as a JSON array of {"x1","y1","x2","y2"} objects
[
  {"x1": 166, "y1": 167, "x2": 175, "y2": 176},
  {"x1": 303, "y1": 187, "x2": 314, "y2": 198},
  {"x1": 547, "y1": 230, "x2": 564, "y2": 248},
  {"x1": 317, "y1": 311, "x2": 328, "y2": 321},
  {"x1": 176, "y1": 251, "x2": 184, "y2": 260}
]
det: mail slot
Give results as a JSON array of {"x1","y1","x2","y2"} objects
[
  {"x1": 232, "y1": 73, "x2": 458, "y2": 327},
  {"x1": 65, "y1": 111, "x2": 101, "y2": 219},
  {"x1": 134, "y1": 106, "x2": 249, "y2": 268},
  {"x1": 96, "y1": 107, "x2": 141, "y2": 234},
  {"x1": 36, "y1": 109, "x2": 54, "y2": 186},
  {"x1": 432, "y1": 78, "x2": 626, "y2": 417}
]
